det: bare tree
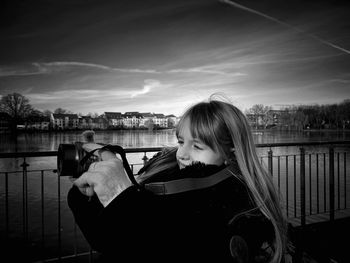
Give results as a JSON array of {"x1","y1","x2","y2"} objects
[
  {"x1": 0, "y1": 93, "x2": 33, "y2": 130},
  {"x1": 43, "y1": 109, "x2": 53, "y2": 117},
  {"x1": 54, "y1": 108, "x2": 72, "y2": 114},
  {"x1": 247, "y1": 104, "x2": 272, "y2": 129}
]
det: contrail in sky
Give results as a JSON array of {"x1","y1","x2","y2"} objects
[{"x1": 220, "y1": 0, "x2": 350, "y2": 55}]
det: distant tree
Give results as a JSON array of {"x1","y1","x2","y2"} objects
[
  {"x1": 92, "y1": 112, "x2": 100, "y2": 118},
  {"x1": 43, "y1": 109, "x2": 53, "y2": 117},
  {"x1": 292, "y1": 108, "x2": 306, "y2": 131},
  {"x1": 278, "y1": 109, "x2": 292, "y2": 130},
  {"x1": 54, "y1": 108, "x2": 72, "y2": 114},
  {"x1": 0, "y1": 93, "x2": 34, "y2": 130},
  {"x1": 339, "y1": 99, "x2": 350, "y2": 129},
  {"x1": 26, "y1": 109, "x2": 46, "y2": 124},
  {"x1": 87, "y1": 112, "x2": 100, "y2": 118},
  {"x1": 247, "y1": 104, "x2": 271, "y2": 129}
]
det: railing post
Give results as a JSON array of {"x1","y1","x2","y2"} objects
[
  {"x1": 57, "y1": 173, "x2": 61, "y2": 261},
  {"x1": 268, "y1": 148, "x2": 273, "y2": 176},
  {"x1": 329, "y1": 146, "x2": 335, "y2": 221},
  {"x1": 142, "y1": 153, "x2": 149, "y2": 165},
  {"x1": 345, "y1": 152, "x2": 347, "y2": 209},
  {"x1": 5, "y1": 172, "x2": 9, "y2": 240},
  {"x1": 20, "y1": 158, "x2": 29, "y2": 242},
  {"x1": 300, "y1": 147, "x2": 306, "y2": 227}
]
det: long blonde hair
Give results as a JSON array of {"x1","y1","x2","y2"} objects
[{"x1": 140, "y1": 95, "x2": 288, "y2": 262}]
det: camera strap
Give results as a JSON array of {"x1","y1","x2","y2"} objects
[
  {"x1": 79, "y1": 144, "x2": 142, "y2": 189},
  {"x1": 144, "y1": 166, "x2": 234, "y2": 195},
  {"x1": 99, "y1": 145, "x2": 142, "y2": 189}
]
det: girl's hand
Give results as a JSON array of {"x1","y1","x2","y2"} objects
[{"x1": 74, "y1": 148, "x2": 132, "y2": 207}]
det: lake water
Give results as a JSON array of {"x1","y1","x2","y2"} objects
[
  {"x1": 1, "y1": 129, "x2": 350, "y2": 153},
  {"x1": 0, "y1": 129, "x2": 350, "y2": 261}
]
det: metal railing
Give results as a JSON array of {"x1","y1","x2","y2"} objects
[{"x1": 0, "y1": 141, "x2": 349, "y2": 262}]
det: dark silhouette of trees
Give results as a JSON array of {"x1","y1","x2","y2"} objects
[
  {"x1": 1, "y1": 92, "x2": 349, "y2": 132},
  {"x1": 0, "y1": 93, "x2": 34, "y2": 131},
  {"x1": 54, "y1": 108, "x2": 72, "y2": 114},
  {"x1": 298, "y1": 100, "x2": 350, "y2": 129},
  {"x1": 246, "y1": 100, "x2": 350, "y2": 130}
]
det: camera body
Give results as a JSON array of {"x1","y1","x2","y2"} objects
[
  {"x1": 57, "y1": 142, "x2": 100, "y2": 178},
  {"x1": 57, "y1": 142, "x2": 135, "y2": 181}
]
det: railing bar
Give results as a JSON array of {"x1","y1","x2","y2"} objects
[
  {"x1": 337, "y1": 152, "x2": 340, "y2": 210},
  {"x1": 22, "y1": 159, "x2": 25, "y2": 240},
  {"x1": 294, "y1": 155, "x2": 297, "y2": 218},
  {"x1": 309, "y1": 154, "x2": 312, "y2": 215},
  {"x1": 22, "y1": 157, "x2": 29, "y2": 242},
  {"x1": 277, "y1": 156, "x2": 280, "y2": 189},
  {"x1": 0, "y1": 169, "x2": 55, "y2": 175},
  {"x1": 142, "y1": 152, "x2": 149, "y2": 165},
  {"x1": 26, "y1": 160, "x2": 29, "y2": 242},
  {"x1": 41, "y1": 170, "x2": 45, "y2": 259},
  {"x1": 57, "y1": 173, "x2": 61, "y2": 260},
  {"x1": 286, "y1": 156, "x2": 289, "y2": 217},
  {"x1": 323, "y1": 153, "x2": 327, "y2": 212},
  {"x1": 2, "y1": 140, "x2": 350, "y2": 159},
  {"x1": 329, "y1": 147, "x2": 334, "y2": 221},
  {"x1": 268, "y1": 148, "x2": 273, "y2": 176},
  {"x1": 316, "y1": 154, "x2": 319, "y2": 214},
  {"x1": 5, "y1": 172, "x2": 9, "y2": 239},
  {"x1": 300, "y1": 148, "x2": 306, "y2": 226},
  {"x1": 2, "y1": 141, "x2": 350, "y2": 159},
  {"x1": 344, "y1": 152, "x2": 347, "y2": 209}
]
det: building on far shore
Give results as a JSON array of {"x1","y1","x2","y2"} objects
[
  {"x1": 51, "y1": 113, "x2": 79, "y2": 130},
  {"x1": 1, "y1": 111, "x2": 179, "y2": 132}
]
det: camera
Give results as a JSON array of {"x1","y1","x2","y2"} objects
[
  {"x1": 57, "y1": 142, "x2": 136, "y2": 184},
  {"x1": 57, "y1": 142, "x2": 98, "y2": 178}
]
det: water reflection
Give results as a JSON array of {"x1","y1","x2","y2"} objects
[
  {"x1": 1, "y1": 130, "x2": 350, "y2": 153},
  {"x1": 0, "y1": 130, "x2": 179, "y2": 153}
]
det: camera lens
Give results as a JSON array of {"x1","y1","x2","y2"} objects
[{"x1": 57, "y1": 144, "x2": 80, "y2": 177}]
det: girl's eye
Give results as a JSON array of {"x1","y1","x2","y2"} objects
[
  {"x1": 193, "y1": 144, "x2": 203, "y2": 150},
  {"x1": 177, "y1": 140, "x2": 184, "y2": 145}
]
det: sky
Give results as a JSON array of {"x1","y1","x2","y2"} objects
[{"x1": 0, "y1": 0, "x2": 349, "y2": 116}]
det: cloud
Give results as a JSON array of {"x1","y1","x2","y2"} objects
[
  {"x1": 35, "y1": 61, "x2": 248, "y2": 77},
  {"x1": 0, "y1": 65, "x2": 47, "y2": 77},
  {"x1": 130, "y1": 79, "x2": 162, "y2": 98},
  {"x1": 168, "y1": 66, "x2": 246, "y2": 77},
  {"x1": 0, "y1": 60, "x2": 249, "y2": 79},
  {"x1": 33, "y1": 61, "x2": 161, "y2": 74}
]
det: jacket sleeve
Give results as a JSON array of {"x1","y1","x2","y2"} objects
[{"x1": 67, "y1": 185, "x2": 157, "y2": 253}]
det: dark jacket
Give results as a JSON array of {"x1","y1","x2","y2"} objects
[{"x1": 67, "y1": 163, "x2": 274, "y2": 262}]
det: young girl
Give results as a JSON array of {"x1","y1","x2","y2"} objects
[
  {"x1": 69, "y1": 95, "x2": 288, "y2": 263},
  {"x1": 137, "y1": 96, "x2": 288, "y2": 262}
]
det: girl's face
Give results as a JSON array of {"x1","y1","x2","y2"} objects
[{"x1": 176, "y1": 119, "x2": 225, "y2": 169}]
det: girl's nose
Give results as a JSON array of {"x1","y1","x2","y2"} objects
[{"x1": 177, "y1": 145, "x2": 190, "y2": 160}]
